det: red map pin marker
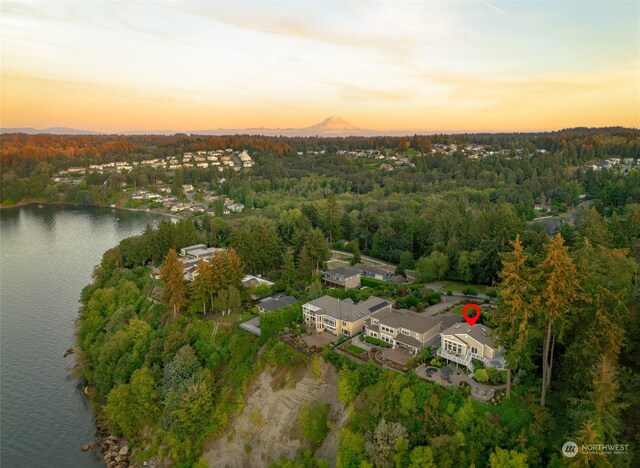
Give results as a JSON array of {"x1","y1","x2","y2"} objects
[{"x1": 462, "y1": 303, "x2": 481, "y2": 327}]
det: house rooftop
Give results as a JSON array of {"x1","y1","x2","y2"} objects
[
  {"x1": 324, "y1": 267, "x2": 360, "y2": 278},
  {"x1": 181, "y1": 244, "x2": 207, "y2": 253},
  {"x1": 306, "y1": 295, "x2": 389, "y2": 322},
  {"x1": 367, "y1": 308, "x2": 442, "y2": 334},
  {"x1": 352, "y1": 263, "x2": 390, "y2": 277},
  {"x1": 258, "y1": 295, "x2": 298, "y2": 312},
  {"x1": 441, "y1": 322, "x2": 496, "y2": 348}
]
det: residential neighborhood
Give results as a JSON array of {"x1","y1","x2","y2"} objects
[{"x1": 302, "y1": 295, "x2": 391, "y2": 337}]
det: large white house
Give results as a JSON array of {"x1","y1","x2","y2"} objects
[
  {"x1": 437, "y1": 323, "x2": 506, "y2": 372},
  {"x1": 179, "y1": 244, "x2": 227, "y2": 281},
  {"x1": 303, "y1": 295, "x2": 390, "y2": 338}
]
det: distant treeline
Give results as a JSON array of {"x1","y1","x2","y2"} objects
[{"x1": 2, "y1": 128, "x2": 639, "y2": 175}]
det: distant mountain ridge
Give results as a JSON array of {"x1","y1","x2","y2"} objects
[
  {"x1": 1, "y1": 117, "x2": 374, "y2": 137},
  {"x1": 2, "y1": 121, "x2": 637, "y2": 137},
  {"x1": 0, "y1": 127, "x2": 102, "y2": 135}
]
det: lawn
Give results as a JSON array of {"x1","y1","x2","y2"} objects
[
  {"x1": 346, "y1": 344, "x2": 367, "y2": 355},
  {"x1": 449, "y1": 304, "x2": 487, "y2": 316},
  {"x1": 440, "y1": 281, "x2": 491, "y2": 294}
]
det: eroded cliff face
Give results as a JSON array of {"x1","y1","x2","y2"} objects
[{"x1": 203, "y1": 359, "x2": 345, "y2": 468}]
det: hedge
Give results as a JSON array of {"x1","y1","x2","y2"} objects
[
  {"x1": 363, "y1": 335, "x2": 392, "y2": 348},
  {"x1": 361, "y1": 276, "x2": 388, "y2": 288}
]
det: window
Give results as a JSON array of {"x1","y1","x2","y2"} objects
[
  {"x1": 471, "y1": 346, "x2": 478, "y2": 355},
  {"x1": 401, "y1": 329, "x2": 410, "y2": 336},
  {"x1": 342, "y1": 321, "x2": 347, "y2": 326},
  {"x1": 445, "y1": 340, "x2": 462, "y2": 354}
]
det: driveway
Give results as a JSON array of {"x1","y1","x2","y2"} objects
[{"x1": 424, "y1": 295, "x2": 461, "y2": 316}]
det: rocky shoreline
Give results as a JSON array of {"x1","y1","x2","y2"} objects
[{"x1": 80, "y1": 435, "x2": 130, "y2": 467}]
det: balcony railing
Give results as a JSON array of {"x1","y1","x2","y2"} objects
[
  {"x1": 437, "y1": 347, "x2": 508, "y2": 371},
  {"x1": 437, "y1": 348, "x2": 474, "y2": 372}
]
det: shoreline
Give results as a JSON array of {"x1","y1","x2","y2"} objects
[{"x1": 0, "y1": 200, "x2": 184, "y2": 221}]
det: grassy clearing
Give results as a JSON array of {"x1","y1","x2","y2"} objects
[
  {"x1": 440, "y1": 281, "x2": 490, "y2": 294},
  {"x1": 346, "y1": 344, "x2": 367, "y2": 355}
]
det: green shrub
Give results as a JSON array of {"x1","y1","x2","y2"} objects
[
  {"x1": 474, "y1": 368, "x2": 489, "y2": 383},
  {"x1": 299, "y1": 401, "x2": 330, "y2": 447},
  {"x1": 259, "y1": 304, "x2": 302, "y2": 338},
  {"x1": 472, "y1": 359, "x2": 485, "y2": 370},
  {"x1": 486, "y1": 367, "x2": 501, "y2": 384},
  {"x1": 447, "y1": 290, "x2": 453, "y2": 296},
  {"x1": 462, "y1": 287, "x2": 478, "y2": 296},
  {"x1": 262, "y1": 339, "x2": 306, "y2": 368},
  {"x1": 429, "y1": 357, "x2": 444, "y2": 368}
]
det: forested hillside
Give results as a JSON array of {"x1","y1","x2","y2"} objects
[{"x1": 16, "y1": 128, "x2": 631, "y2": 466}]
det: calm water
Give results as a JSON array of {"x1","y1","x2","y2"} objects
[{"x1": 0, "y1": 205, "x2": 165, "y2": 467}]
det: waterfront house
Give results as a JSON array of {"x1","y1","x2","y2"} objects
[
  {"x1": 437, "y1": 323, "x2": 506, "y2": 372},
  {"x1": 363, "y1": 308, "x2": 443, "y2": 354},
  {"x1": 303, "y1": 295, "x2": 390, "y2": 338},
  {"x1": 180, "y1": 244, "x2": 226, "y2": 261}
]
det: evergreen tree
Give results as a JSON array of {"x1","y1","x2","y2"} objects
[
  {"x1": 302, "y1": 228, "x2": 330, "y2": 272},
  {"x1": 323, "y1": 195, "x2": 342, "y2": 243},
  {"x1": 160, "y1": 249, "x2": 186, "y2": 319},
  {"x1": 281, "y1": 250, "x2": 298, "y2": 286},
  {"x1": 230, "y1": 217, "x2": 283, "y2": 275},
  {"x1": 191, "y1": 260, "x2": 212, "y2": 315},
  {"x1": 213, "y1": 289, "x2": 229, "y2": 314},
  {"x1": 491, "y1": 235, "x2": 538, "y2": 395},
  {"x1": 537, "y1": 234, "x2": 581, "y2": 407},
  {"x1": 227, "y1": 286, "x2": 241, "y2": 315}
]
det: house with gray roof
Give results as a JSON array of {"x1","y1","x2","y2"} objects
[
  {"x1": 323, "y1": 267, "x2": 361, "y2": 289},
  {"x1": 256, "y1": 295, "x2": 298, "y2": 314},
  {"x1": 303, "y1": 295, "x2": 390, "y2": 338},
  {"x1": 438, "y1": 322, "x2": 506, "y2": 371},
  {"x1": 353, "y1": 263, "x2": 393, "y2": 282},
  {"x1": 364, "y1": 308, "x2": 443, "y2": 354}
]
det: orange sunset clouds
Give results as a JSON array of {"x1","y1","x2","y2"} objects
[{"x1": 1, "y1": 1, "x2": 639, "y2": 133}]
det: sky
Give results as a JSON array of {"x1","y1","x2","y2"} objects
[{"x1": 1, "y1": 0, "x2": 639, "y2": 133}]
